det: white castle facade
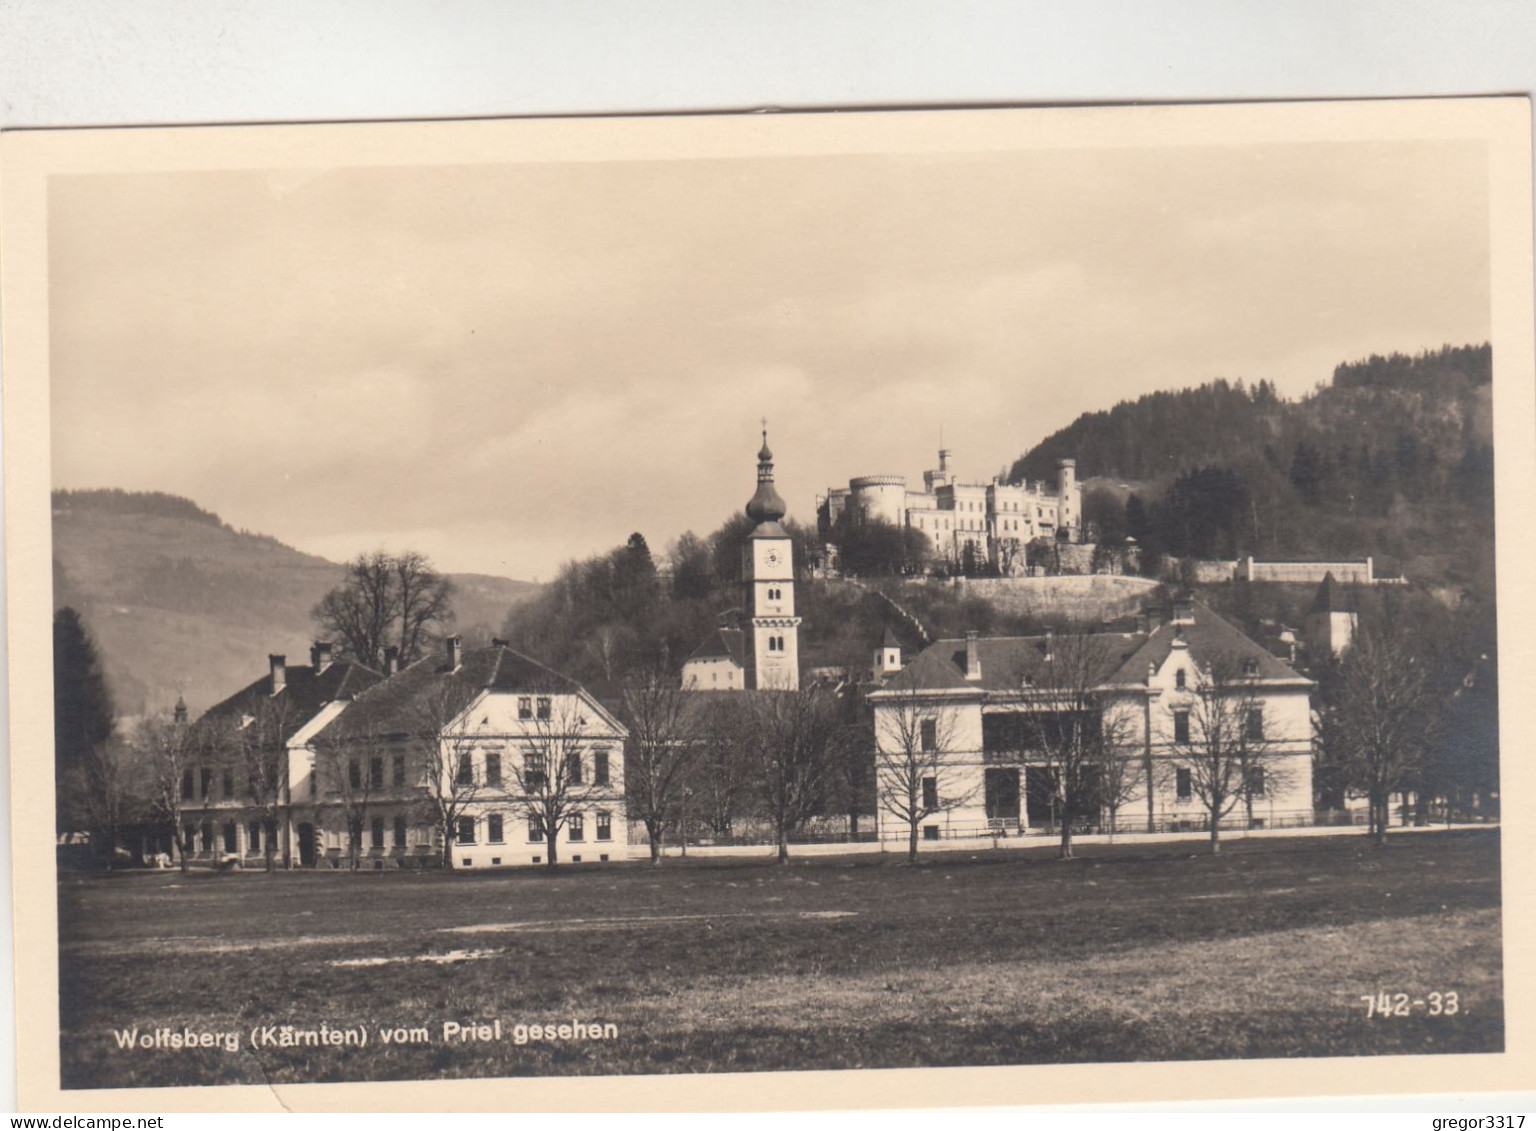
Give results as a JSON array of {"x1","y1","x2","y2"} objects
[{"x1": 819, "y1": 448, "x2": 1082, "y2": 570}]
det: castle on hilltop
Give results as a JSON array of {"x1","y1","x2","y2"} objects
[{"x1": 817, "y1": 446, "x2": 1082, "y2": 573}]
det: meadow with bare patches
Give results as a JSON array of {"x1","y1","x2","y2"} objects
[{"x1": 57, "y1": 830, "x2": 1501, "y2": 1088}]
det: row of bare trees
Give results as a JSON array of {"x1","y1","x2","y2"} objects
[{"x1": 620, "y1": 676, "x2": 866, "y2": 866}]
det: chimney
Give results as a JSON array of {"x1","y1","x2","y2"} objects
[
  {"x1": 383, "y1": 645, "x2": 399, "y2": 677},
  {"x1": 269, "y1": 654, "x2": 287, "y2": 695},
  {"x1": 310, "y1": 640, "x2": 334, "y2": 673},
  {"x1": 964, "y1": 631, "x2": 982, "y2": 682},
  {"x1": 445, "y1": 634, "x2": 462, "y2": 670}
]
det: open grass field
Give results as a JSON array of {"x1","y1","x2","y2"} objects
[{"x1": 57, "y1": 829, "x2": 1502, "y2": 1090}]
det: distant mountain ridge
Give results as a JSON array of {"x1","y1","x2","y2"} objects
[{"x1": 52, "y1": 490, "x2": 539, "y2": 717}]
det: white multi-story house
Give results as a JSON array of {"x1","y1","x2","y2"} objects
[
  {"x1": 867, "y1": 596, "x2": 1315, "y2": 842},
  {"x1": 189, "y1": 638, "x2": 629, "y2": 868}
]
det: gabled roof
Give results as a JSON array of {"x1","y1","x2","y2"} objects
[
  {"x1": 884, "y1": 631, "x2": 1144, "y2": 694},
  {"x1": 311, "y1": 643, "x2": 588, "y2": 739},
  {"x1": 686, "y1": 627, "x2": 745, "y2": 666},
  {"x1": 197, "y1": 659, "x2": 382, "y2": 743},
  {"x1": 1107, "y1": 606, "x2": 1306, "y2": 685},
  {"x1": 875, "y1": 600, "x2": 1309, "y2": 697}
]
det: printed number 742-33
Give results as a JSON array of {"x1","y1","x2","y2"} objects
[{"x1": 1360, "y1": 991, "x2": 1460, "y2": 1017}]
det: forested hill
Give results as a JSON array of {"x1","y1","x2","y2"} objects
[
  {"x1": 52, "y1": 490, "x2": 538, "y2": 717},
  {"x1": 1012, "y1": 344, "x2": 1490, "y2": 486},
  {"x1": 1009, "y1": 344, "x2": 1494, "y2": 594}
]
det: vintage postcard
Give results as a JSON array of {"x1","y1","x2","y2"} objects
[{"x1": 2, "y1": 99, "x2": 1533, "y2": 1112}]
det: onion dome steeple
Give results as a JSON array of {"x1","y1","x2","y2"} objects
[{"x1": 746, "y1": 422, "x2": 787, "y2": 526}]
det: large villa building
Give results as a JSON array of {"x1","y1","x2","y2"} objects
[
  {"x1": 867, "y1": 594, "x2": 1317, "y2": 839},
  {"x1": 181, "y1": 638, "x2": 629, "y2": 869}
]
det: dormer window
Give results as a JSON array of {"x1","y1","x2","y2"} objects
[
  {"x1": 1175, "y1": 668, "x2": 1187, "y2": 689},
  {"x1": 1242, "y1": 658, "x2": 1260, "y2": 677}
]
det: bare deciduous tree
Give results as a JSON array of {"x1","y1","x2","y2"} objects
[
  {"x1": 407, "y1": 682, "x2": 483, "y2": 870},
  {"x1": 740, "y1": 688, "x2": 852, "y2": 865},
  {"x1": 314, "y1": 550, "x2": 455, "y2": 670},
  {"x1": 70, "y1": 737, "x2": 144, "y2": 870},
  {"x1": 873, "y1": 686, "x2": 972, "y2": 863},
  {"x1": 689, "y1": 698, "x2": 753, "y2": 842},
  {"x1": 1165, "y1": 651, "x2": 1291, "y2": 854},
  {"x1": 135, "y1": 712, "x2": 201, "y2": 871},
  {"x1": 510, "y1": 697, "x2": 606, "y2": 869},
  {"x1": 312, "y1": 720, "x2": 391, "y2": 871},
  {"x1": 1006, "y1": 633, "x2": 1140, "y2": 859},
  {"x1": 213, "y1": 696, "x2": 293, "y2": 872},
  {"x1": 1324, "y1": 622, "x2": 1437, "y2": 843},
  {"x1": 620, "y1": 673, "x2": 700, "y2": 866}
]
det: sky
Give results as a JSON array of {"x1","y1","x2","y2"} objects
[{"x1": 48, "y1": 136, "x2": 1491, "y2": 581}]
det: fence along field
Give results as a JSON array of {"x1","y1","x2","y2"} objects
[{"x1": 57, "y1": 829, "x2": 1501, "y2": 1088}]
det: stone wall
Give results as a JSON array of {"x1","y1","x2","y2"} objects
[{"x1": 936, "y1": 574, "x2": 1161, "y2": 621}]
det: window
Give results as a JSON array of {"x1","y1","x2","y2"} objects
[
  {"x1": 393, "y1": 815, "x2": 408, "y2": 848},
  {"x1": 200, "y1": 767, "x2": 212, "y2": 799},
  {"x1": 369, "y1": 757, "x2": 384, "y2": 789},
  {"x1": 309, "y1": 771, "x2": 317, "y2": 798},
  {"x1": 518, "y1": 696, "x2": 533, "y2": 720},
  {"x1": 920, "y1": 718, "x2": 938, "y2": 753},
  {"x1": 485, "y1": 752, "x2": 502, "y2": 786},
  {"x1": 1173, "y1": 710, "x2": 1190, "y2": 744},
  {"x1": 1175, "y1": 668, "x2": 1186, "y2": 689},
  {"x1": 1246, "y1": 708, "x2": 1265, "y2": 741},
  {"x1": 525, "y1": 752, "x2": 547, "y2": 791},
  {"x1": 569, "y1": 813, "x2": 585, "y2": 841},
  {"x1": 184, "y1": 824, "x2": 196, "y2": 851},
  {"x1": 536, "y1": 697, "x2": 552, "y2": 721},
  {"x1": 392, "y1": 754, "x2": 406, "y2": 787},
  {"x1": 1246, "y1": 767, "x2": 1266, "y2": 798},
  {"x1": 565, "y1": 752, "x2": 583, "y2": 785},
  {"x1": 1176, "y1": 767, "x2": 1192, "y2": 800},
  {"x1": 596, "y1": 812, "x2": 612, "y2": 841},
  {"x1": 922, "y1": 776, "x2": 939, "y2": 810},
  {"x1": 593, "y1": 749, "x2": 611, "y2": 786},
  {"x1": 456, "y1": 752, "x2": 474, "y2": 786},
  {"x1": 371, "y1": 816, "x2": 386, "y2": 849},
  {"x1": 199, "y1": 823, "x2": 212, "y2": 852},
  {"x1": 348, "y1": 759, "x2": 361, "y2": 789},
  {"x1": 248, "y1": 821, "x2": 262, "y2": 854},
  {"x1": 222, "y1": 822, "x2": 237, "y2": 854},
  {"x1": 528, "y1": 815, "x2": 546, "y2": 843},
  {"x1": 487, "y1": 814, "x2": 504, "y2": 843},
  {"x1": 222, "y1": 768, "x2": 235, "y2": 798},
  {"x1": 923, "y1": 825, "x2": 940, "y2": 841},
  {"x1": 181, "y1": 769, "x2": 194, "y2": 801},
  {"x1": 456, "y1": 816, "x2": 476, "y2": 844},
  {"x1": 1242, "y1": 658, "x2": 1260, "y2": 676}
]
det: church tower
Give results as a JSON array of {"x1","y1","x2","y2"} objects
[{"x1": 742, "y1": 427, "x2": 801, "y2": 690}]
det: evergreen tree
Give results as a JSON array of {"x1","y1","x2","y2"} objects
[{"x1": 54, "y1": 607, "x2": 116, "y2": 833}]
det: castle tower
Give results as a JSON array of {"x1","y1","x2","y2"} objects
[
  {"x1": 1055, "y1": 457, "x2": 1079, "y2": 537},
  {"x1": 742, "y1": 427, "x2": 801, "y2": 690}
]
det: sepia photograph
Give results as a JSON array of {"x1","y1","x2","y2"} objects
[{"x1": 2, "y1": 98, "x2": 1533, "y2": 1110}]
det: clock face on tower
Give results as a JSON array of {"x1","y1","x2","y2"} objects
[{"x1": 763, "y1": 548, "x2": 782, "y2": 568}]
